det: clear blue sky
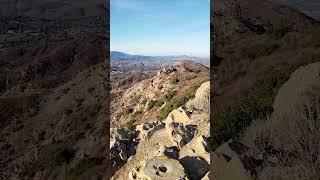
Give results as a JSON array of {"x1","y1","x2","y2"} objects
[{"x1": 110, "y1": 0, "x2": 210, "y2": 58}]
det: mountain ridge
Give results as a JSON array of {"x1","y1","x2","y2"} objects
[{"x1": 111, "y1": 51, "x2": 209, "y2": 62}]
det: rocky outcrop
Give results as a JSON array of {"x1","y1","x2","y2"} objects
[
  {"x1": 110, "y1": 128, "x2": 138, "y2": 163},
  {"x1": 212, "y1": 139, "x2": 263, "y2": 180},
  {"x1": 164, "y1": 107, "x2": 192, "y2": 125},
  {"x1": 112, "y1": 81, "x2": 210, "y2": 179},
  {"x1": 135, "y1": 121, "x2": 165, "y2": 140}
]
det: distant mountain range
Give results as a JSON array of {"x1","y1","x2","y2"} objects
[{"x1": 111, "y1": 51, "x2": 209, "y2": 65}]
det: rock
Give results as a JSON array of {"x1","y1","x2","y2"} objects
[
  {"x1": 157, "y1": 66, "x2": 176, "y2": 75},
  {"x1": 201, "y1": 172, "x2": 210, "y2": 180},
  {"x1": 110, "y1": 128, "x2": 130, "y2": 141},
  {"x1": 181, "y1": 135, "x2": 210, "y2": 161},
  {"x1": 273, "y1": 62, "x2": 320, "y2": 119},
  {"x1": 212, "y1": 140, "x2": 262, "y2": 180},
  {"x1": 129, "y1": 157, "x2": 187, "y2": 180},
  {"x1": 135, "y1": 121, "x2": 165, "y2": 140},
  {"x1": 196, "y1": 135, "x2": 210, "y2": 153},
  {"x1": 166, "y1": 122, "x2": 197, "y2": 148},
  {"x1": 118, "y1": 143, "x2": 128, "y2": 161},
  {"x1": 212, "y1": 151, "x2": 252, "y2": 180},
  {"x1": 179, "y1": 156, "x2": 210, "y2": 180},
  {"x1": 110, "y1": 127, "x2": 138, "y2": 164},
  {"x1": 186, "y1": 81, "x2": 210, "y2": 113},
  {"x1": 164, "y1": 107, "x2": 192, "y2": 125},
  {"x1": 110, "y1": 137, "x2": 116, "y2": 149},
  {"x1": 155, "y1": 145, "x2": 180, "y2": 159}
]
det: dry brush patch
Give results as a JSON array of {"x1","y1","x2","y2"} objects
[{"x1": 241, "y1": 100, "x2": 320, "y2": 179}]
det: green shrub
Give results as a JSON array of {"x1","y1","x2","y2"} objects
[
  {"x1": 49, "y1": 148, "x2": 75, "y2": 168},
  {"x1": 164, "y1": 90, "x2": 177, "y2": 101},
  {"x1": 253, "y1": 42, "x2": 279, "y2": 58},
  {"x1": 68, "y1": 158, "x2": 101, "y2": 179},
  {"x1": 121, "y1": 107, "x2": 134, "y2": 116},
  {"x1": 131, "y1": 111, "x2": 142, "y2": 119},
  {"x1": 154, "y1": 100, "x2": 164, "y2": 107},
  {"x1": 148, "y1": 100, "x2": 156, "y2": 110},
  {"x1": 170, "y1": 74, "x2": 179, "y2": 84},
  {"x1": 159, "y1": 104, "x2": 174, "y2": 120},
  {"x1": 148, "y1": 99, "x2": 165, "y2": 109},
  {"x1": 159, "y1": 83, "x2": 202, "y2": 120},
  {"x1": 210, "y1": 63, "x2": 296, "y2": 150},
  {"x1": 141, "y1": 99, "x2": 148, "y2": 105},
  {"x1": 186, "y1": 74, "x2": 198, "y2": 80},
  {"x1": 193, "y1": 69, "x2": 201, "y2": 74},
  {"x1": 125, "y1": 118, "x2": 137, "y2": 129}
]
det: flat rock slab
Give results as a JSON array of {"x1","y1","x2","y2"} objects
[{"x1": 130, "y1": 157, "x2": 187, "y2": 180}]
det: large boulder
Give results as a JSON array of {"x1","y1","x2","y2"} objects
[
  {"x1": 186, "y1": 81, "x2": 210, "y2": 113},
  {"x1": 273, "y1": 62, "x2": 320, "y2": 118},
  {"x1": 165, "y1": 123, "x2": 197, "y2": 148},
  {"x1": 164, "y1": 107, "x2": 192, "y2": 125}
]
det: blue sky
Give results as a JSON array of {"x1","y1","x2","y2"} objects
[{"x1": 110, "y1": 0, "x2": 210, "y2": 57}]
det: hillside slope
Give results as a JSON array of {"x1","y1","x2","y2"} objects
[
  {"x1": 212, "y1": 0, "x2": 320, "y2": 112},
  {"x1": 0, "y1": 28, "x2": 109, "y2": 179},
  {"x1": 111, "y1": 60, "x2": 209, "y2": 128},
  {"x1": 111, "y1": 81, "x2": 210, "y2": 180},
  {"x1": 211, "y1": 0, "x2": 320, "y2": 178}
]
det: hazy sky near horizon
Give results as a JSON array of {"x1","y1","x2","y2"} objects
[{"x1": 110, "y1": 0, "x2": 210, "y2": 57}]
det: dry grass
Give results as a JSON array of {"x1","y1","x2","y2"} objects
[{"x1": 241, "y1": 98, "x2": 320, "y2": 179}]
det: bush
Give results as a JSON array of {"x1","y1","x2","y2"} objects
[
  {"x1": 170, "y1": 74, "x2": 179, "y2": 84},
  {"x1": 131, "y1": 111, "x2": 142, "y2": 119},
  {"x1": 121, "y1": 107, "x2": 134, "y2": 116},
  {"x1": 125, "y1": 118, "x2": 137, "y2": 129},
  {"x1": 186, "y1": 74, "x2": 198, "y2": 80},
  {"x1": 210, "y1": 63, "x2": 296, "y2": 150},
  {"x1": 164, "y1": 90, "x2": 177, "y2": 101},
  {"x1": 49, "y1": 148, "x2": 75, "y2": 168},
  {"x1": 252, "y1": 42, "x2": 279, "y2": 58},
  {"x1": 148, "y1": 100, "x2": 165, "y2": 109},
  {"x1": 141, "y1": 99, "x2": 148, "y2": 105},
  {"x1": 159, "y1": 104, "x2": 174, "y2": 120},
  {"x1": 147, "y1": 100, "x2": 156, "y2": 110},
  {"x1": 159, "y1": 83, "x2": 202, "y2": 120},
  {"x1": 241, "y1": 102, "x2": 320, "y2": 179},
  {"x1": 193, "y1": 69, "x2": 201, "y2": 74},
  {"x1": 154, "y1": 100, "x2": 164, "y2": 107}
]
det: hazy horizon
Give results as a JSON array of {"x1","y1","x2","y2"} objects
[
  {"x1": 110, "y1": 0, "x2": 210, "y2": 57},
  {"x1": 111, "y1": 50, "x2": 209, "y2": 58}
]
